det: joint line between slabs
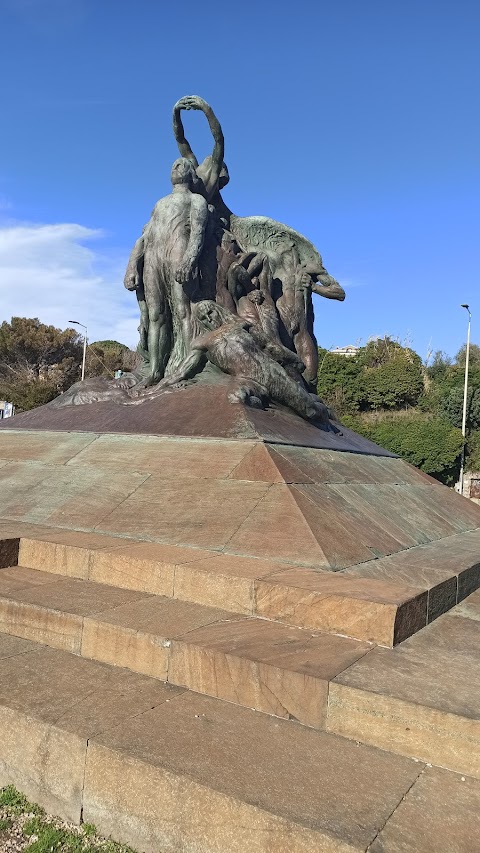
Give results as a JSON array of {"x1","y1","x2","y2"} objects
[
  {"x1": 91, "y1": 472, "x2": 155, "y2": 532},
  {"x1": 60, "y1": 433, "x2": 102, "y2": 466},
  {"x1": 365, "y1": 763, "x2": 426, "y2": 851},
  {"x1": 221, "y1": 483, "x2": 274, "y2": 551}
]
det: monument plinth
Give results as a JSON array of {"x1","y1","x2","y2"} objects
[{"x1": 0, "y1": 97, "x2": 479, "y2": 852}]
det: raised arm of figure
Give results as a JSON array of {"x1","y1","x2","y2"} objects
[
  {"x1": 172, "y1": 98, "x2": 199, "y2": 167},
  {"x1": 311, "y1": 277, "x2": 346, "y2": 301},
  {"x1": 175, "y1": 96, "x2": 225, "y2": 198}
]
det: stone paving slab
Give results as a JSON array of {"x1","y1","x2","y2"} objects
[
  {"x1": 448, "y1": 587, "x2": 480, "y2": 621},
  {"x1": 84, "y1": 690, "x2": 423, "y2": 853},
  {"x1": 0, "y1": 460, "x2": 150, "y2": 528},
  {"x1": 82, "y1": 596, "x2": 236, "y2": 681},
  {"x1": 89, "y1": 541, "x2": 222, "y2": 599},
  {"x1": 369, "y1": 766, "x2": 480, "y2": 852},
  {"x1": 255, "y1": 567, "x2": 428, "y2": 645},
  {"x1": 20, "y1": 535, "x2": 298, "y2": 615},
  {"x1": 169, "y1": 617, "x2": 371, "y2": 727},
  {"x1": 0, "y1": 565, "x2": 71, "y2": 594},
  {"x1": 0, "y1": 575, "x2": 151, "y2": 652},
  {"x1": 346, "y1": 535, "x2": 480, "y2": 600},
  {"x1": 66, "y1": 434, "x2": 255, "y2": 479},
  {"x1": 94, "y1": 476, "x2": 270, "y2": 550},
  {"x1": 1, "y1": 430, "x2": 479, "y2": 583},
  {"x1": 4, "y1": 523, "x2": 480, "y2": 643},
  {"x1": 1, "y1": 629, "x2": 478, "y2": 852},
  {"x1": 0, "y1": 640, "x2": 182, "y2": 822},
  {"x1": 172, "y1": 552, "x2": 289, "y2": 614},
  {"x1": 0, "y1": 430, "x2": 97, "y2": 464}
]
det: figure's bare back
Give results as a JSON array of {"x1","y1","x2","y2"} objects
[{"x1": 144, "y1": 194, "x2": 194, "y2": 267}]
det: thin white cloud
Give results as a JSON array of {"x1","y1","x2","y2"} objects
[
  {"x1": 338, "y1": 277, "x2": 363, "y2": 289},
  {"x1": 0, "y1": 220, "x2": 139, "y2": 347}
]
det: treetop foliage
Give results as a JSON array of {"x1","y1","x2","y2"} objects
[
  {"x1": 0, "y1": 317, "x2": 135, "y2": 412},
  {"x1": 318, "y1": 334, "x2": 480, "y2": 483},
  {"x1": 92, "y1": 339, "x2": 129, "y2": 351},
  {"x1": 0, "y1": 317, "x2": 81, "y2": 376}
]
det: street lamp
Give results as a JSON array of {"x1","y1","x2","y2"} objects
[
  {"x1": 459, "y1": 304, "x2": 471, "y2": 496},
  {"x1": 69, "y1": 320, "x2": 88, "y2": 381}
]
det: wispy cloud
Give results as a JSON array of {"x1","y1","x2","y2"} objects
[
  {"x1": 335, "y1": 277, "x2": 364, "y2": 289},
  {"x1": 0, "y1": 220, "x2": 139, "y2": 347}
]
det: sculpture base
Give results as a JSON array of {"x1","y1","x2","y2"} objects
[
  {"x1": 0, "y1": 380, "x2": 393, "y2": 455},
  {"x1": 0, "y1": 424, "x2": 479, "y2": 643},
  {"x1": 0, "y1": 426, "x2": 479, "y2": 850}
]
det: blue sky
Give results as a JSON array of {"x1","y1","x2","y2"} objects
[{"x1": 0, "y1": 0, "x2": 478, "y2": 358}]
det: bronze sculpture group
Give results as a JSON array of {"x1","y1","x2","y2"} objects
[{"x1": 54, "y1": 97, "x2": 345, "y2": 424}]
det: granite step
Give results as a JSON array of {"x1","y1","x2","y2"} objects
[
  {"x1": 2, "y1": 563, "x2": 479, "y2": 779},
  {"x1": 9, "y1": 529, "x2": 435, "y2": 645},
  {"x1": 2, "y1": 522, "x2": 479, "y2": 646},
  {"x1": 0, "y1": 566, "x2": 372, "y2": 727},
  {"x1": 1, "y1": 631, "x2": 479, "y2": 853},
  {"x1": 326, "y1": 593, "x2": 480, "y2": 779}
]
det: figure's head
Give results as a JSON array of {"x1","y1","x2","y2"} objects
[
  {"x1": 170, "y1": 157, "x2": 196, "y2": 187},
  {"x1": 247, "y1": 289, "x2": 264, "y2": 305},
  {"x1": 193, "y1": 300, "x2": 234, "y2": 331}
]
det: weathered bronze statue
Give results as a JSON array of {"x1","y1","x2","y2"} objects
[
  {"x1": 54, "y1": 97, "x2": 345, "y2": 425},
  {"x1": 147, "y1": 301, "x2": 330, "y2": 423},
  {"x1": 169, "y1": 95, "x2": 344, "y2": 389}
]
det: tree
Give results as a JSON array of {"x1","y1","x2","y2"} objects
[
  {"x1": 0, "y1": 319, "x2": 136, "y2": 412},
  {"x1": 317, "y1": 349, "x2": 362, "y2": 416},
  {"x1": 425, "y1": 350, "x2": 452, "y2": 382},
  {"x1": 342, "y1": 413, "x2": 464, "y2": 484},
  {"x1": 360, "y1": 358, "x2": 424, "y2": 410},
  {"x1": 439, "y1": 386, "x2": 480, "y2": 431},
  {"x1": 86, "y1": 340, "x2": 138, "y2": 378},
  {"x1": 357, "y1": 336, "x2": 421, "y2": 370},
  {"x1": 317, "y1": 337, "x2": 424, "y2": 416},
  {"x1": 0, "y1": 317, "x2": 81, "y2": 379},
  {"x1": 0, "y1": 318, "x2": 83, "y2": 411},
  {"x1": 0, "y1": 370, "x2": 60, "y2": 411},
  {"x1": 466, "y1": 431, "x2": 480, "y2": 472},
  {"x1": 455, "y1": 343, "x2": 480, "y2": 367}
]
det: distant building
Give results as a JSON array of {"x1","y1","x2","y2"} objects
[
  {"x1": 457, "y1": 472, "x2": 480, "y2": 504},
  {"x1": 0, "y1": 401, "x2": 15, "y2": 419},
  {"x1": 329, "y1": 345, "x2": 359, "y2": 358}
]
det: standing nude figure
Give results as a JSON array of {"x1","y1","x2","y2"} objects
[{"x1": 124, "y1": 158, "x2": 209, "y2": 386}]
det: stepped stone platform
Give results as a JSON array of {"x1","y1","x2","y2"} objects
[
  {"x1": 0, "y1": 421, "x2": 479, "y2": 850},
  {"x1": 0, "y1": 546, "x2": 478, "y2": 851}
]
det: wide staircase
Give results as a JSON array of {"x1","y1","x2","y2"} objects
[{"x1": 0, "y1": 523, "x2": 479, "y2": 852}]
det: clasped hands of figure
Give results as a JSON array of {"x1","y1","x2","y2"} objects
[{"x1": 174, "y1": 95, "x2": 209, "y2": 113}]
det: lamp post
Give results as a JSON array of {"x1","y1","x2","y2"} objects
[
  {"x1": 69, "y1": 320, "x2": 88, "y2": 381},
  {"x1": 459, "y1": 304, "x2": 471, "y2": 496}
]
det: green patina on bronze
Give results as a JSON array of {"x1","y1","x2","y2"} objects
[{"x1": 46, "y1": 97, "x2": 345, "y2": 427}]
